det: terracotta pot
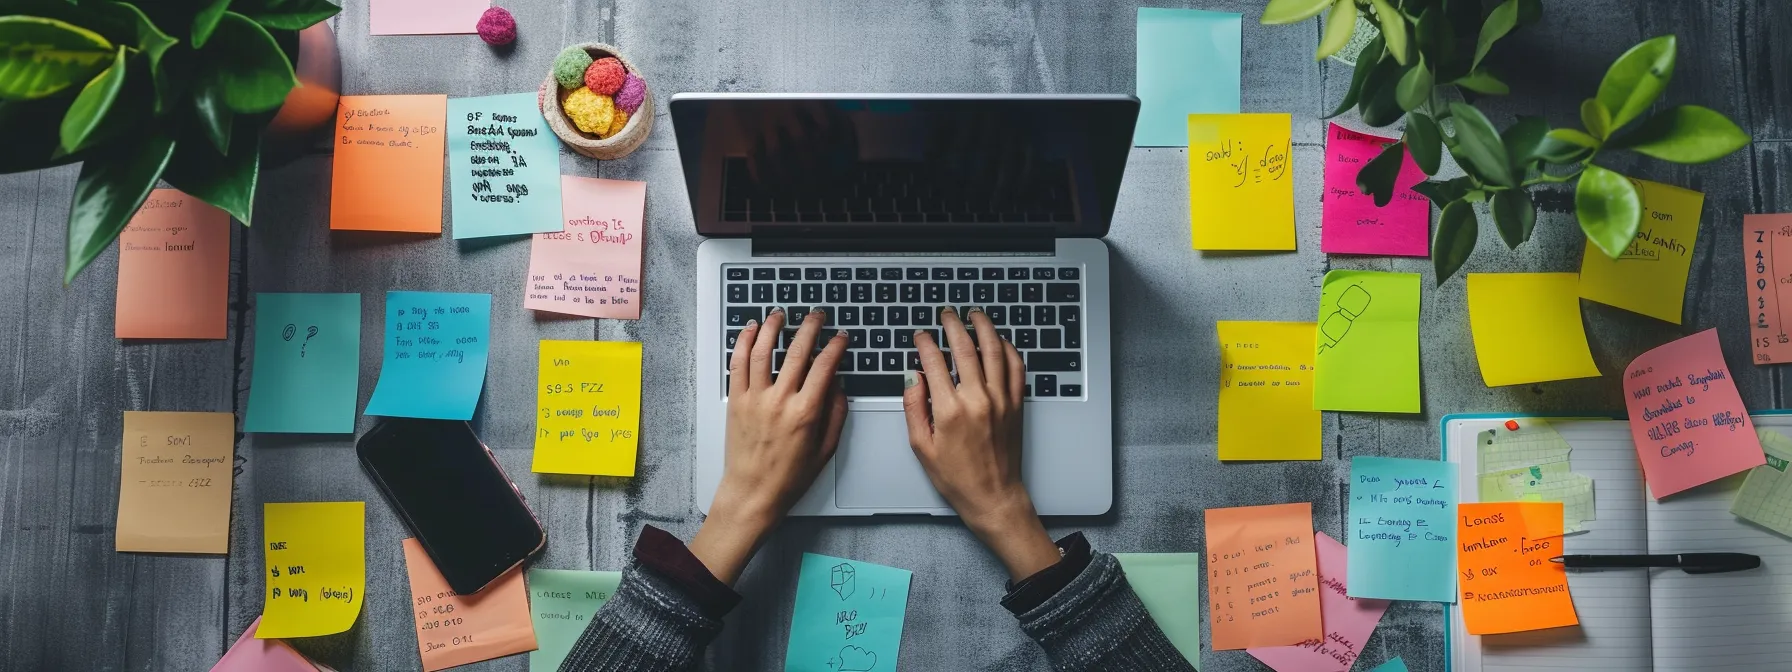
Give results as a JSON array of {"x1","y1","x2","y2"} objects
[{"x1": 264, "y1": 21, "x2": 341, "y2": 162}]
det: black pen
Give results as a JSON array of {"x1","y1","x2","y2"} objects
[{"x1": 1550, "y1": 553, "x2": 1760, "y2": 574}]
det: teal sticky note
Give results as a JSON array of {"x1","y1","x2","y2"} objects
[
  {"x1": 363, "y1": 291, "x2": 492, "y2": 420},
  {"x1": 1113, "y1": 553, "x2": 1201, "y2": 670},
  {"x1": 527, "y1": 569, "x2": 622, "y2": 672},
  {"x1": 1348, "y1": 456, "x2": 1460, "y2": 602},
  {"x1": 1135, "y1": 8, "x2": 1241, "y2": 147},
  {"x1": 1369, "y1": 657, "x2": 1409, "y2": 672},
  {"x1": 784, "y1": 553, "x2": 911, "y2": 672},
  {"x1": 244, "y1": 293, "x2": 361, "y2": 433},
  {"x1": 447, "y1": 93, "x2": 564, "y2": 239}
]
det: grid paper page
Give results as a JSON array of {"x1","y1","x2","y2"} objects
[
  {"x1": 1477, "y1": 423, "x2": 1597, "y2": 532},
  {"x1": 1729, "y1": 428, "x2": 1792, "y2": 536}
]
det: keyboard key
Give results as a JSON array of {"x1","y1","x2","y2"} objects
[
  {"x1": 827, "y1": 283, "x2": 848, "y2": 303},
  {"x1": 831, "y1": 268, "x2": 853, "y2": 280},
  {"x1": 852, "y1": 284, "x2": 873, "y2": 302},
  {"x1": 1008, "y1": 268, "x2": 1030, "y2": 280},
  {"x1": 1041, "y1": 328, "x2": 1062, "y2": 349},
  {"x1": 779, "y1": 268, "x2": 801, "y2": 280},
  {"x1": 900, "y1": 283, "x2": 921, "y2": 303},
  {"x1": 998, "y1": 283, "x2": 1019, "y2": 302},
  {"x1": 876, "y1": 283, "x2": 897, "y2": 302},
  {"x1": 1059, "y1": 305, "x2": 1080, "y2": 326},
  {"x1": 856, "y1": 268, "x2": 877, "y2": 280},
  {"x1": 839, "y1": 307, "x2": 861, "y2": 325},
  {"x1": 1028, "y1": 352, "x2": 1081, "y2": 371},
  {"x1": 801, "y1": 284, "x2": 822, "y2": 303},
  {"x1": 726, "y1": 329, "x2": 742, "y2": 349},
  {"x1": 1022, "y1": 283, "x2": 1043, "y2": 302},
  {"x1": 982, "y1": 268, "x2": 1003, "y2": 280},
  {"x1": 1035, "y1": 305, "x2": 1056, "y2": 325},
  {"x1": 1034, "y1": 268, "x2": 1056, "y2": 280},
  {"x1": 773, "y1": 351, "x2": 788, "y2": 370},
  {"x1": 1064, "y1": 324, "x2": 1081, "y2": 349},
  {"x1": 843, "y1": 374, "x2": 905, "y2": 397},
  {"x1": 1058, "y1": 267, "x2": 1080, "y2": 280},
  {"x1": 1010, "y1": 308, "x2": 1032, "y2": 326},
  {"x1": 1015, "y1": 329, "x2": 1037, "y2": 349},
  {"x1": 931, "y1": 268, "x2": 954, "y2": 280},
  {"x1": 949, "y1": 284, "x2": 970, "y2": 303},
  {"x1": 925, "y1": 284, "x2": 946, "y2": 303},
  {"x1": 844, "y1": 329, "x2": 867, "y2": 349},
  {"x1": 864, "y1": 308, "x2": 885, "y2": 326},
  {"x1": 726, "y1": 307, "x2": 762, "y2": 327},
  {"x1": 805, "y1": 268, "x2": 827, "y2": 280},
  {"x1": 973, "y1": 284, "x2": 994, "y2": 303},
  {"x1": 896, "y1": 330, "x2": 915, "y2": 348},
  {"x1": 1035, "y1": 374, "x2": 1057, "y2": 397},
  {"x1": 752, "y1": 284, "x2": 774, "y2": 303},
  {"x1": 912, "y1": 307, "x2": 934, "y2": 325},
  {"x1": 753, "y1": 268, "x2": 775, "y2": 280},
  {"x1": 907, "y1": 351, "x2": 922, "y2": 370},
  {"x1": 788, "y1": 308, "x2": 809, "y2": 326},
  {"x1": 882, "y1": 352, "x2": 904, "y2": 371},
  {"x1": 777, "y1": 284, "x2": 798, "y2": 302},
  {"x1": 838, "y1": 352, "x2": 855, "y2": 372},
  {"x1": 986, "y1": 306, "x2": 1007, "y2": 325},
  {"x1": 727, "y1": 285, "x2": 749, "y2": 303},
  {"x1": 888, "y1": 307, "x2": 909, "y2": 326},
  {"x1": 878, "y1": 268, "x2": 900, "y2": 280},
  {"x1": 957, "y1": 268, "x2": 979, "y2": 280},
  {"x1": 727, "y1": 268, "x2": 749, "y2": 281},
  {"x1": 855, "y1": 352, "x2": 878, "y2": 372},
  {"x1": 995, "y1": 328, "x2": 1013, "y2": 343},
  {"x1": 1047, "y1": 283, "x2": 1079, "y2": 303},
  {"x1": 870, "y1": 329, "x2": 892, "y2": 348},
  {"x1": 1024, "y1": 384, "x2": 1031, "y2": 397},
  {"x1": 906, "y1": 268, "x2": 928, "y2": 280},
  {"x1": 1060, "y1": 384, "x2": 1082, "y2": 397}
]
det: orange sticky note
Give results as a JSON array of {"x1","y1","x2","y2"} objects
[
  {"x1": 331, "y1": 95, "x2": 447, "y2": 233},
  {"x1": 1205, "y1": 503, "x2": 1323, "y2": 650},
  {"x1": 402, "y1": 538, "x2": 537, "y2": 671},
  {"x1": 1456, "y1": 502, "x2": 1578, "y2": 635},
  {"x1": 116, "y1": 188, "x2": 230, "y2": 339}
]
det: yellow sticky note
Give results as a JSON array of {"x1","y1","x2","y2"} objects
[
  {"x1": 533, "y1": 340, "x2": 643, "y2": 476},
  {"x1": 1188, "y1": 113, "x2": 1294, "y2": 250},
  {"x1": 1466, "y1": 273, "x2": 1600, "y2": 387},
  {"x1": 259, "y1": 502, "x2": 365, "y2": 639},
  {"x1": 1578, "y1": 179, "x2": 1702, "y2": 323},
  {"x1": 1217, "y1": 321, "x2": 1320, "y2": 460}
]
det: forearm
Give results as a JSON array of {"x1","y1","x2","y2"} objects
[
  {"x1": 559, "y1": 526, "x2": 744, "y2": 672},
  {"x1": 1006, "y1": 538, "x2": 1195, "y2": 672}
]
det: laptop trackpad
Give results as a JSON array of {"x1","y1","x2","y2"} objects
[{"x1": 834, "y1": 411, "x2": 948, "y2": 510}]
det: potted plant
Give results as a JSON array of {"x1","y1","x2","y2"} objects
[{"x1": 0, "y1": 0, "x2": 341, "y2": 283}]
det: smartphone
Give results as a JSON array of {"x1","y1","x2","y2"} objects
[{"x1": 356, "y1": 418, "x2": 545, "y2": 594}]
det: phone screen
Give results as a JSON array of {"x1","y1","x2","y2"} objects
[{"x1": 357, "y1": 418, "x2": 543, "y2": 594}]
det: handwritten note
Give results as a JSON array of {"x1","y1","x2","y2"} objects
[
  {"x1": 526, "y1": 569, "x2": 622, "y2": 672},
  {"x1": 116, "y1": 188, "x2": 229, "y2": 339},
  {"x1": 1456, "y1": 501, "x2": 1577, "y2": 635},
  {"x1": 1744, "y1": 213, "x2": 1792, "y2": 364},
  {"x1": 370, "y1": 0, "x2": 489, "y2": 35},
  {"x1": 785, "y1": 553, "x2": 912, "y2": 672},
  {"x1": 116, "y1": 411, "x2": 234, "y2": 554},
  {"x1": 259, "y1": 502, "x2": 364, "y2": 639},
  {"x1": 447, "y1": 93, "x2": 564, "y2": 239},
  {"x1": 1580, "y1": 178, "x2": 1703, "y2": 324},
  {"x1": 1187, "y1": 113, "x2": 1294, "y2": 250},
  {"x1": 1314, "y1": 270, "x2": 1421, "y2": 413},
  {"x1": 210, "y1": 617, "x2": 330, "y2": 672},
  {"x1": 244, "y1": 293, "x2": 362, "y2": 434},
  {"x1": 364, "y1": 292, "x2": 492, "y2": 420},
  {"x1": 1476, "y1": 421, "x2": 1597, "y2": 533},
  {"x1": 1322, "y1": 124, "x2": 1429, "y2": 256},
  {"x1": 532, "y1": 340, "x2": 642, "y2": 476},
  {"x1": 1216, "y1": 321, "x2": 1319, "y2": 461},
  {"x1": 1624, "y1": 329, "x2": 1764, "y2": 499},
  {"x1": 1731, "y1": 429, "x2": 1792, "y2": 537},
  {"x1": 524, "y1": 177, "x2": 647, "y2": 319},
  {"x1": 331, "y1": 95, "x2": 447, "y2": 233},
  {"x1": 402, "y1": 538, "x2": 537, "y2": 671},
  {"x1": 1346, "y1": 457, "x2": 1457, "y2": 602},
  {"x1": 1466, "y1": 273, "x2": 1601, "y2": 387},
  {"x1": 1112, "y1": 553, "x2": 1202, "y2": 668},
  {"x1": 1205, "y1": 503, "x2": 1322, "y2": 650},
  {"x1": 1247, "y1": 533, "x2": 1391, "y2": 672},
  {"x1": 1134, "y1": 8, "x2": 1240, "y2": 147}
]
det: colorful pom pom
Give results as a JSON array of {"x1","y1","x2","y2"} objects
[
  {"x1": 601, "y1": 109, "x2": 630, "y2": 139},
  {"x1": 583, "y1": 57, "x2": 625, "y2": 95},
  {"x1": 553, "y1": 47, "x2": 593, "y2": 89},
  {"x1": 615, "y1": 73, "x2": 646, "y2": 114},
  {"x1": 476, "y1": 7, "x2": 516, "y2": 45},
  {"x1": 562, "y1": 87, "x2": 615, "y2": 136}
]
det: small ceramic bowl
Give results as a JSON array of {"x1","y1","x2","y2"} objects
[{"x1": 538, "y1": 42, "x2": 653, "y2": 160}]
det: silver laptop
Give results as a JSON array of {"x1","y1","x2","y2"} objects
[{"x1": 676, "y1": 94, "x2": 1137, "y2": 516}]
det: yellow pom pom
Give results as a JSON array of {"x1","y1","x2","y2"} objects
[
  {"x1": 600, "y1": 109, "x2": 630, "y2": 139},
  {"x1": 562, "y1": 87, "x2": 614, "y2": 136}
]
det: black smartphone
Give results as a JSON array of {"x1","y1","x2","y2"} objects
[{"x1": 356, "y1": 418, "x2": 545, "y2": 594}]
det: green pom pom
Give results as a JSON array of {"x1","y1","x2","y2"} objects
[{"x1": 553, "y1": 47, "x2": 594, "y2": 89}]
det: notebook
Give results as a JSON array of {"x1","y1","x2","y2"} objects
[{"x1": 1443, "y1": 413, "x2": 1792, "y2": 671}]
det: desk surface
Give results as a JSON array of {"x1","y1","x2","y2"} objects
[{"x1": 2, "y1": 1, "x2": 1789, "y2": 670}]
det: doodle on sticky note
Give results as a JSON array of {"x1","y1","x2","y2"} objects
[{"x1": 1318, "y1": 284, "x2": 1371, "y2": 354}]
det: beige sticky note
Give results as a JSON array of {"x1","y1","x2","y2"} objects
[
  {"x1": 116, "y1": 189, "x2": 231, "y2": 339},
  {"x1": 404, "y1": 538, "x2": 538, "y2": 671},
  {"x1": 116, "y1": 411, "x2": 235, "y2": 554}
]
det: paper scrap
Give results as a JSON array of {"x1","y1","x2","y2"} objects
[
  {"x1": 1346, "y1": 457, "x2": 1458, "y2": 602},
  {"x1": 447, "y1": 93, "x2": 564, "y2": 239},
  {"x1": 1368, "y1": 657, "x2": 1409, "y2": 672},
  {"x1": 1217, "y1": 321, "x2": 1319, "y2": 461},
  {"x1": 210, "y1": 617, "x2": 330, "y2": 672},
  {"x1": 402, "y1": 538, "x2": 537, "y2": 671},
  {"x1": 1731, "y1": 429, "x2": 1792, "y2": 537},
  {"x1": 1456, "y1": 501, "x2": 1577, "y2": 635},
  {"x1": 1466, "y1": 273, "x2": 1601, "y2": 387},
  {"x1": 1322, "y1": 124, "x2": 1429, "y2": 256},
  {"x1": 1204, "y1": 503, "x2": 1322, "y2": 650},
  {"x1": 244, "y1": 293, "x2": 362, "y2": 434},
  {"x1": 1187, "y1": 113, "x2": 1294, "y2": 250},
  {"x1": 1314, "y1": 270, "x2": 1421, "y2": 413},
  {"x1": 115, "y1": 188, "x2": 230, "y2": 339},
  {"x1": 532, "y1": 340, "x2": 642, "y2": 476},
  {"x1": 259, "y1": 502, "x2": 365, "y2": 639},
  {"x1": 364, "y1": 291, "x2": 492, "y2": 420},
  {"x1": 1623, "y1": 328, "x2": 1764, "y2": 499},
  {"x1": 526, "y1": 569, "x2": 622, "y2": 672},
  {"x1": 1580, "y1": 178, "x2": 1703, "y2": 323},
  {"x1": 116, "y1": 411, "x2": 235, "y2": 554},
  {"x1": 370, "y1": 0, "x2": 489, "y2": 35},
  {"x1": 331, "y1": 95, "x2": 447, "y2": 233},
  {"x1": 784, "y1": 553, "x2": 912, "y2": 672},
  {"x1": 1134, "y1": 8, "x2": 1240, "y2": 147},
  {"x1": 1112, "y1": 553, "x2": 1202, "y2": 669},
  {"x1": 524, "y1": 177, "x2": 647, "y2": 319},
  {"x1": 1247, "y1": 533, "x2": 1391, "y2": 672},
  {"x1": 1743, "y1": 213, "x2": 1792, "y2": 364},
  {"x1": 1475, "y1": 420, "x2": 1596, "y2": 533}
]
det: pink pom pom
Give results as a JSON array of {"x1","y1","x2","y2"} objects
[
  {"x1": 583, "y1": 57, "x2": 625, "y2": 95},
  {"x1": 615, "y1": 73, "x2": 646, "y2": 114},
  {"x1": 476, "y1": 7, "x2": 516, "y2": 45}
]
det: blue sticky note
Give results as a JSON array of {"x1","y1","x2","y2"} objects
[
  {"x1": 1348, "y1": 456, "x2": 1459, "y2": 602},
  {"x1": 1135, "y1": 8, "x2": 1241, "y2": 147},
  {"x1": 1369, "y1": 657, "x2": 1409, "y2": 672},
  {"x1": 244, "y1": 293, "x2": 362, "y2": 433},
  {"x1": 363, "y1": 291, "x2": 492, "y2": 420},
  {"x1": 447, "y1": 93, "x2": 564, "y2": 239},
  {"x1": 784, "y1": 553, "x2": 912, "y2": 672}
]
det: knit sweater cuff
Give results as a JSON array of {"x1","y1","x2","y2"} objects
[{"x1": 556, "y1": 561, "x2": 726, "y2": 671}]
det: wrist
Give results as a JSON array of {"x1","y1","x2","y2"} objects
[
  {"x1": 962, "y1": 493, "x2": 1061, "y2": 581},
  {"x1": 690, "y1": 487, "x2": 782, "y2": 585}
]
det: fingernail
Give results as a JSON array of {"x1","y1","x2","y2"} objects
[
  {"x1": 913, "y1": 329, "x2": 927, "y2": 340},
  {"x1": 810, "y1": 308, "x2": 827, "y2": 317},
  {"x1": 967, "y1": 306, "x2": 983, "y2": 315},
  {"x1": 903, "y1": 371, "x2": 919, "y2": 389},
  {"x1": 745, "y1": 320, "x2": 758, "y2": 327},
  {"x1": 769, "y1": 307, "x2": 784, "y2": 316},
  {"x1": 833, "y1": 331, "x2": 847, "y2": 341},
  {"x1": 941, "y1": 306, "x2": 957, "y2": 317}
]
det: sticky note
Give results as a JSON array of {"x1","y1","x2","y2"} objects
[
  {"x1": 1368, "y1": 658, "x2": 1409, "y2": 672},
  {"x1": 331, "y1": 95, "x2": 447, "y2": 233},
  {"x1": 1466, "y1": 273, "x2": 1601, "y2": 387},
  {"x1": 116, "y1": 411, "x2": 235, "y2": 554},
  {"x1": 1134, "y1": 8, "x2": 1240, "y2": 147},
  {"x1": 1247, "y1": 533, "x2": 1391, "y2": 672},
  {"x1": 259, "y1": 502, "x2": 365, "y2": 639},
  {"x1": 402, "y1": 538, "x2": 537, "y2": 671},
  {"x1": 533, "y1": 340, "x2": 643, "y2": 476},
  {"x1": 1204, "y1": 503, "x2": 1322, "y2": 650},
  {"x1": 1456, "y1": 501, "x2": 1577, "y2": 635},
  {"x1": 1476, "y1": 422, "x2": 1597, "y2": 533},
  {"x1": 370, "y1": 0, "x2": 489, "y2": 35},
  {"x1": 447, "y1": 94, "x2": 564, "y2": 239},
  {"x1": 785, "y1": 553, "x2": 912, "y2": 672},
  {"x1": 1216, "y1": 321, "x2": 1319, "y2": 461},
  {"x1": 1731, "y1": 429, "x2": 1792, "y2": 537},
  {"x1": 1743, "y1": 213, "x2": 1792, "y2": 364},
  {"x1": 524, "y1": 177, "x2": 648, "y2": 319},
  {"x1": 364, "y1": 292, "x2": 492, "y2": 420},
  {"x1": 1187, "y1": 113, "x2": 1294, "y2": 250},
  {"x1": 115, "y1": 188, "x2": 230, "y2": 339},
  {"x1": 1579, "y1": 179, "x2": 1703, "y2": 323},
  {"x1": 1322, "y1": 124, "x2": 1429, "y2": 256},
  {"x1": 1346, "y1": 457, "x2": 1458, "y2": 602},
  {"x1": 210, "y1": 617, "x2": 329, "y2": 672},
  {"x1": 1314, "y1": 270, "x2": 1421, "y2": 413},
  {"x1": 527, "y1": 569, "x2": 622, "y2": 672},
  {"x1": 1623, "y1": 329, "x2": 1764, "y2": 499},
  {"x1": 1112, "y1": 553, "x2": 1202, "y2": 669},
  {"x1": 244, "y1": 293, "x2": 362, "y2": 434}
]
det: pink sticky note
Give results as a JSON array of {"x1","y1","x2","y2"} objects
[
  {"x1": 1625, "y1": 329, "x2": 1764, "y2": 499},
  {"x1": 1247, "y1": 532, "x2": 1391, "y2": 672},
  {"x1": 524, "y1": 176, "x2": 647, "y2": 320},
  {"x1": 370, "y1": 0, "x2": 489, "y2": 35},
  {"x1": 1321, "y1": 123, "x2": 1429, "y2": 256},
  {"x1": 210, "y1": 617, "x2": 328, "y2": 672},
  {"x1": 116, "y1": 188, "x2": 231, "y2": 339}
]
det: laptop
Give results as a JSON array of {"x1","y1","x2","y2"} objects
[{"x1": 674, "y1": 94, "x2": 1138, "y2": 516}]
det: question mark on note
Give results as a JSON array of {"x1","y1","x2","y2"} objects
[{"x1": 301, "y1": 326, "x2": 318, "y2": 358}]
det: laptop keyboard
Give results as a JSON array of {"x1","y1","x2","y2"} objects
[{"x1": 723, "y1": 264, "x2": 1086, "y2": 399}]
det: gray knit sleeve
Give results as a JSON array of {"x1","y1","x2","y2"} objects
[
  {"x1": 556, "y1": 562, "x2": 726, "y2": 672},
  {"x1": 1013, "y1": 552, "x2": 1199, "y2": 672}
]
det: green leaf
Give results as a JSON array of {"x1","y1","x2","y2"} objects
[
  {"x1": 1575, "y1": 164, "x2": 1642, "y2": 259},
  {"x1": 1404, "y1": 111, "x2": 1442, "y2": 175},
  {"x1": 1316, "y1": 0, "x2": 1358, "y2": 61},
  {"x1": 1452, "y1": 70, "x2": 1509, "y2": 95},
  {"x1": 164, "y1": 112, "x2": 262, "y2": 224},
  {"x1": 1412, "y1": 176, "x2": 1475, "y2": 204},
  {"x1": 0, "y1": 16, "x2": 115, "y2": 99},
  {"x1": 193, "y1": 83, "x2": 233, "y2": 154},
  {"x1": 1433, "y1": 199, "x2": 1478, "y2": 283},
  {"x1": 57, "y1": 46, "x2": 125, "y2": 154},
  {"x1": 232, "y1": 0, "x2": 341, "y2": 30},
  {"x1": 1596, "y1": 35, "x2": 1676, "y2": 131},
  {"x1": 1396, "y1": 59, "x2": 1432, "y2": 112},
  {"x1": 192, "y1": 0, "x2": 232, "y2": 48},
  {"x1": 1491, "y1": 188, "x2": 1535, "y2": 248},
  {"x1": 1580, "y1": 98, "x2": 1612, "y2": 140},
  {"x1": 199, "y1": 12, "x2": 296, "y2": 113},
  {"x1": 1606, "y1": 105, "x2": 1750, "y2": 164},
  {"x1": 65, "y1": 131, "x2": 177, "y2": 284},
  {"x1": 1536, "y1": 128, "x2": 1597, "y2": 163},
  {"x1": 1446, "y1": 102, "x2": 1516, "y2": 187},
  {"x1": 1501, "y1": 115, "x2": 1549, "y2": 170},
  {"x1": 1369, "y1": 0, "x2": 1409, "y2": 65},
  {"x1": 1358, "y1": 140, "x2": 1406, "y2": 207},
  {"x1": 1474, "y1": 0, "x2": 1521, "y2": 70},
  {"x1": 87, "y1": 1, "x2": 179, "y2": 114},
  {"x1": 1357, "y1": 55, "x2": 1406, "y2": 127},
  {"x1": 1327, "y1": 33, "x2": 1383, "y2": 118},
  {"x1": 1415, "y1": 6, "x2": 1460, "y2": 80},
  {"x1": 1261, "y1": 0, "x2": 1333, "y2": 24}
]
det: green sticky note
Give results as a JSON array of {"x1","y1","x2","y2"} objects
[
  {"x1": 1135, "y1": 8, "x2": 1241, "y2": 147},
  {"x1": 526, "y1": 569, "x2": 622, "y2": 672},
  {"x1": 244, "y1": 293, "x2": 361, "y2": 433},
  {"x1": 784, "y1": 553, "x2": 911, "y2": 672},
  {"x1": 1113, "y1": 553, "x2": 1201, "y2": 670},
  {"x1": 1314, "y1": 270, "x2": 1421, "y2": 413},
  {"x1": 1731, "y1": 429, "x2": 1792, "y2": 538},
  {"x1": 447, "y1": 93, "x2": 565, "y2": 239},
  {"x1": 1369, "y1": 657, "x2": 1409, "y2": 672}
]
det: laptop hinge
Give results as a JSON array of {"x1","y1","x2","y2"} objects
[{"x1": 749, "y1": 226, "x2": 1056, "y2": 256}]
